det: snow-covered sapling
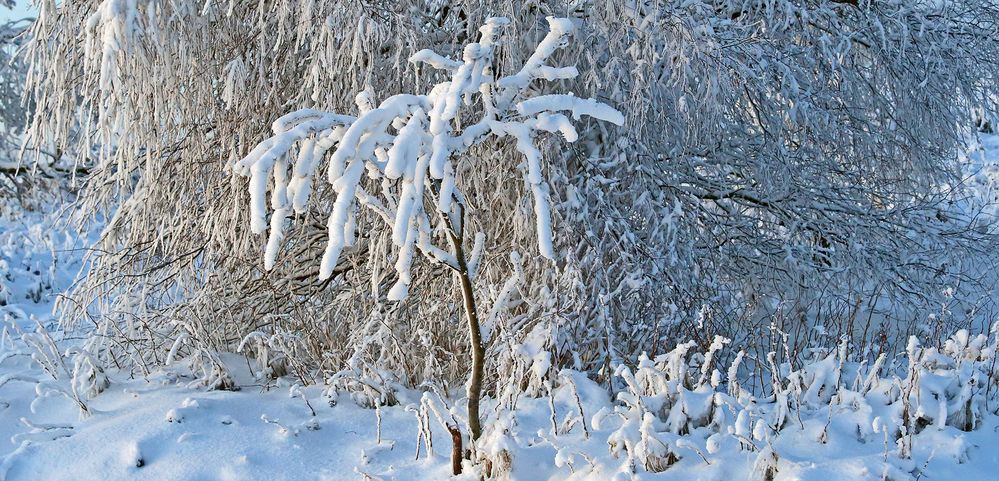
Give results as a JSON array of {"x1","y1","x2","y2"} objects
[{"x1": 235, "y1": 15, "x2": 623, "y2": 450}]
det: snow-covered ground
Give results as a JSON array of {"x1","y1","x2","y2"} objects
[
  {"x1": 2, "y1": 137, "x2": 999, "y2": 481},
  {"x1": 3, "y1": 309, "x2": 999, "y2": 481}
]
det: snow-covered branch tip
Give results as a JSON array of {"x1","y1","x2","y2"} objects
[{"x1": 236, "y1": 16, "x2": 623, "y2": 300}]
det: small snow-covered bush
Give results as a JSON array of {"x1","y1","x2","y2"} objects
[{"x1": 234, "y1": 16, "x2": 621, "y2": 446}]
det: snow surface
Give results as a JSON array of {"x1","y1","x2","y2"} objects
[{"x1": 3, "y1": 137, "x2": 999, "y2": 480}]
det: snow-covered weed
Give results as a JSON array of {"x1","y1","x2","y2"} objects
[{"x1": 578, "y1": 327, "x2": 999, "y2": 478}]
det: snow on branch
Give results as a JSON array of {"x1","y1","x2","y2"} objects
[
  {"x1": 517, "y1": 95, "x2": 625, "y2": 126},
  {"x1": 236, "y1": 16, "x2": 623, "y2": 299}
]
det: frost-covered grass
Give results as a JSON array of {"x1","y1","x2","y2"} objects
[
  {"x1": 0, "y1": 212, "x2": 75, "y2": 317},
  {"x1": 3, "y1": 325, "x2": 999, "y2": 480}
]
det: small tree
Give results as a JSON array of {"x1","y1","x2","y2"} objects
[{"x1": 234, "y1": 16, "x2": 622, "y2": 442}]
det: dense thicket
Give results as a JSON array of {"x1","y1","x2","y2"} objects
[{"x1": 26, "y1": 0, "x2": 999, "y2": 394}]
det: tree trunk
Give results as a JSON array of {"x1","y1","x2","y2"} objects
[
  {"x1": 444, "y1": 205, "x2": 485, "y2": 442},
  {"x1": 458, "y1": 262, "x2": 485, "y2": 441},
  {"x1": 448, "y1": 424, "x2": 463, "y2": 475}
]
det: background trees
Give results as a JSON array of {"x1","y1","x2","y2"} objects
[
  {"x1": 0, "y1": 13, "x2": 42, "y2": 211},
  {"x1": 25, "y1": 0, "x2": 999, "y2": 401}
]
